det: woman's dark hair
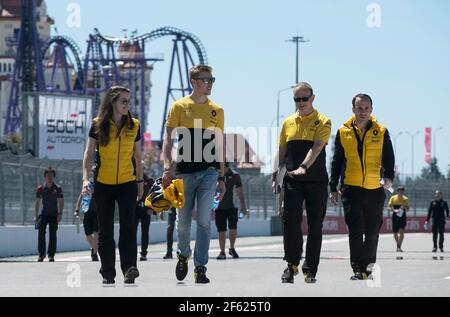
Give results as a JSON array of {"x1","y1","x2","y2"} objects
[{"x1": 95, "y1": 86, "x2": 134, "y2": 146}]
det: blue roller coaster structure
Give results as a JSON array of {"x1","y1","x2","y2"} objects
[{"x1": 4, "y1": 0, "x2": 208, "y2": 146}]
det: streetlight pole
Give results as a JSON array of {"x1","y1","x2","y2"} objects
[
  {"x1": 394, "y1": 131, "x2": 403, "y2": 158},
  {"x1": 405, "y1": 131, "x2": 420, "y2": 178},
  {"x1": 433, "y1": 127, "x2": 443, "y2": 159},
  {"x1": 286, "y1": 36, "x2": 309, "y2": 84}
]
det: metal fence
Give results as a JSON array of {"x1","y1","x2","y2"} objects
[{"x1": 0, "y1": 151, "x2": 448, "y2": 226}]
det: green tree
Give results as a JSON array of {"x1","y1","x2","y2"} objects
[{"x1": 420, "y1": 158, "x2": 444, "y2": 181}]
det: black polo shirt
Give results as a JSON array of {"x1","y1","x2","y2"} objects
[
  {"x1": 36, "y1": 183, "x2": 63, "y2": 216},
  {"x1": 217, "y1": 169, "x2": 242, "y2": 210}
]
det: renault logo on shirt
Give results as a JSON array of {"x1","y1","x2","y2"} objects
[
  {"x1": 211, "y1": 110, "x2": 217, "y2": 117},
  {"x1": 373, "y1": 130, "x2": 379, "y2": 136}
]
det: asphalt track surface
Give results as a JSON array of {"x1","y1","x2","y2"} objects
[{"x1": 1, "y1": 233, "x2": 449, "y2": 297}]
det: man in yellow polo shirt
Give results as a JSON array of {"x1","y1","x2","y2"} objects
[
  {"x1": 162, "y1": 64, "x2": 225, "y2": 284},
  {"x1": 388, "y1": 186, "x2": 410, "y2": 252},
  {"x1": 274, "y1": 82, "x2": 332, "y2": 284},
  {"x1": 330, "y1": 93, "x2": 395, "y2": 280}
]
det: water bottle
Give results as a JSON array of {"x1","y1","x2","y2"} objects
[
  {"x1": 211, "y1": 189, "x2": 221, "y2": 210},
  {"x1": 239, "y1": 211, "x2": 245, "y2": 219},
  {"x1": 75, "y1": 214, "x2": 80, "y2": 234},
  {"x1": 81, "y1": 179, "x2": 94, "y2": 213},
  {"x1": 380, "y1": 179, "x2": 394, "y2": 194}
]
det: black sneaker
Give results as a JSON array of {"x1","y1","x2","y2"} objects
[
  {"x1": 176, "y1": 255, "x2": 189, "y2": 281},
  {"x1": 281, "y1": 264, "x2": 298, "y2": 284},
  {"x1": 194, "y1": 266, "x2": 210, "y2": 284},
  {"x1": 102, "y1": 278, "x2": 115, "y2": 285},
  {"x1": 124, "y1": 267, "x2": 140, "y2": 284},
  {"x1": 304, "y1": 272, "x2": 317, "y2": 284},
  {"x1": 228, "y1": 248, "x2": 239, "y2": 259},
  {"x1": 37, "y1": 256, "x2": 45, "y2": 262},
  {"x1": 91, "y1": 249, "x2": 99, "y2": 262},
  {"x1": 440, "y1": 248, "x2": 444, "y2": 253},
  {"x1": 48, "y1": 257, "x2": 55, "y2": 262},
  {"x1": 432, "y1": 248, "x2": 437, "y2": 252},
  {"x1": 350, "y1": 272, "x2": 368, "y2": 280},
  {"x1": 163, "y1": 253, "x2": 173, "y2": 260},
  {"x1": 217, "y1": 251, "x2": 226, "y2": 260},
  {"x1": 140, "y1": 254, "x2": 147, "y2": 261}
]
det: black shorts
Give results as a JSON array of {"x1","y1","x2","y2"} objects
[
  {"x1": 83, "y1": 210, "x2": 98, "y2": 236},
  {"x1": 392, "y1": 214, "x2": 406, "y2": 233},
  {"x1": 215, "y1": 208, "x2": 238, "y2": 232}
]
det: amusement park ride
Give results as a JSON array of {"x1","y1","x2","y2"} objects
[{"x1": 4, "y1": 0, "x2": 208, "y2": 149}]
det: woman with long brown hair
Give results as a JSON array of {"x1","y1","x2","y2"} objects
[{"x1": 82, "y1": 86, "x2": 143, "y2": 285}]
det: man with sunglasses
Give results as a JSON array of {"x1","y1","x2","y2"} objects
[
  {"x1": 273, "y1": 82, "x2": 332, "y2": 284},
  {"x1": 329, "y1": 94, "x2": 394, "y2": 281},
  {"x1": 163, "y1": 64, "x2": 225, "y2": 284}
]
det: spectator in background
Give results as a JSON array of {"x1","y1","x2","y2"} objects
[
  {"x1": 215, "y1": 162, "x2": 248, "y2": 260},
  {"x1": 388, "y1": 186, "x2": 410, "y2": 252},
  {"x1": 136, "y1": 174, "x2": 154, "y2": 261},
  {"x1": 162, "y1": 207, "x2": 177, "y2": 259},
  {"x1": 426, "y1": 190, "x2": 449, "y2": 252},
  {"x1": 75, "y1": 191, "x2": 99, "y2": 261},
  {"x1": 35, "y1": 167, "x2": 64, "y2": 262}
]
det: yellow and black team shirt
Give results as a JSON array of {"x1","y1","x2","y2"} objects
[
  {"x1": 279, "y1": 110, "x2": 332, "y2": 182},
  {"x1": 89, "y1": 117, "x2": 141, "y2": 185},
  {"x1": 388, "y1": 195, "x2": 409, "y2": 210},
  {"x1": 166, "y1": 96, "x2": 224, "y2": 174},
  {"x1": 329, "y1": 115, "x2": 395, "y2": 191}
]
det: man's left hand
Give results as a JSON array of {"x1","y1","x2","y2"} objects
[
  {"x1": 288, "y1": 166, "x2": 307, "y2": 176},
  {"x1": 217, "y1": 180, "x2": 226, "y2": 200}
]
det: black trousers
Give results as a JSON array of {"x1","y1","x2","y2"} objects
[
  {"x1": 283, "y1": 179, "x2": 328, "y2": 276},
  {"x1": 166, "y1": 208, "x2": 177, "y2": 253},
  {"x1": 135, "y1": 206, "x2": 151, "y2": 256},
  {"x1": 432, "y1": 221, "x2": 445, "y2": 249},
  {"x1": 341, "y1": 186, "x2": 385, "y2": 273},
  {"x1": 95, "y1": 181, "x2": 137, "y2": 280},
  {"x1": 38, "y1": 215, "x2": 58, "y2": 257}
]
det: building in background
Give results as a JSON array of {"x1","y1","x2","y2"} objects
[{"x1": 0, "y1": 0, "x2": 53, "y2": 141}]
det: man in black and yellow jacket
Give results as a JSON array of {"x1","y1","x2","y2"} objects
[
  {"x1": 330, "y1": 93, "x2": 395, "y2": 280},
  {"x1": 274, "y1": 82, "x2": 332, "y2": 284}
]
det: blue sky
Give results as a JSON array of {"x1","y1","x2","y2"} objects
[{"x1": 45, "y1": 0, "x2": 450, "y2": 176}]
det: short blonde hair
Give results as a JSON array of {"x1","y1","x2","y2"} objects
[{"x1": 190, "y1": 64, "x2": 213, "y2": 80}]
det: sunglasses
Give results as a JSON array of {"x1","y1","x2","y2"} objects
[
  {"x1": 194, "y1": 77, "x2": 216, "y2": 84},
  {"x1": 294, "y1": 95, "x2": 312, "y2": 103}
]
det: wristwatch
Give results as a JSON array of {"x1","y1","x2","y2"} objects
[
  {"x1": 218, "y1": 176, "x2": 225, "y2": 182},
  {"x1": 299, "y1": 164, "x2": 308, "y2": 170}
]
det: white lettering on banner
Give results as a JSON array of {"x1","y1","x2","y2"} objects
[
  {"x1": 323, "y1": 220, "x2": 339, "y2": 232},
  {"x1": 47, "y1": 136, "x2": 85, "y2": 145},
  {"x1": 406, "y1": 220, "x2": 420, "y2": 231},
  {"x1": 38, "y1": 95, "x2": 92, "y2": 160}
]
